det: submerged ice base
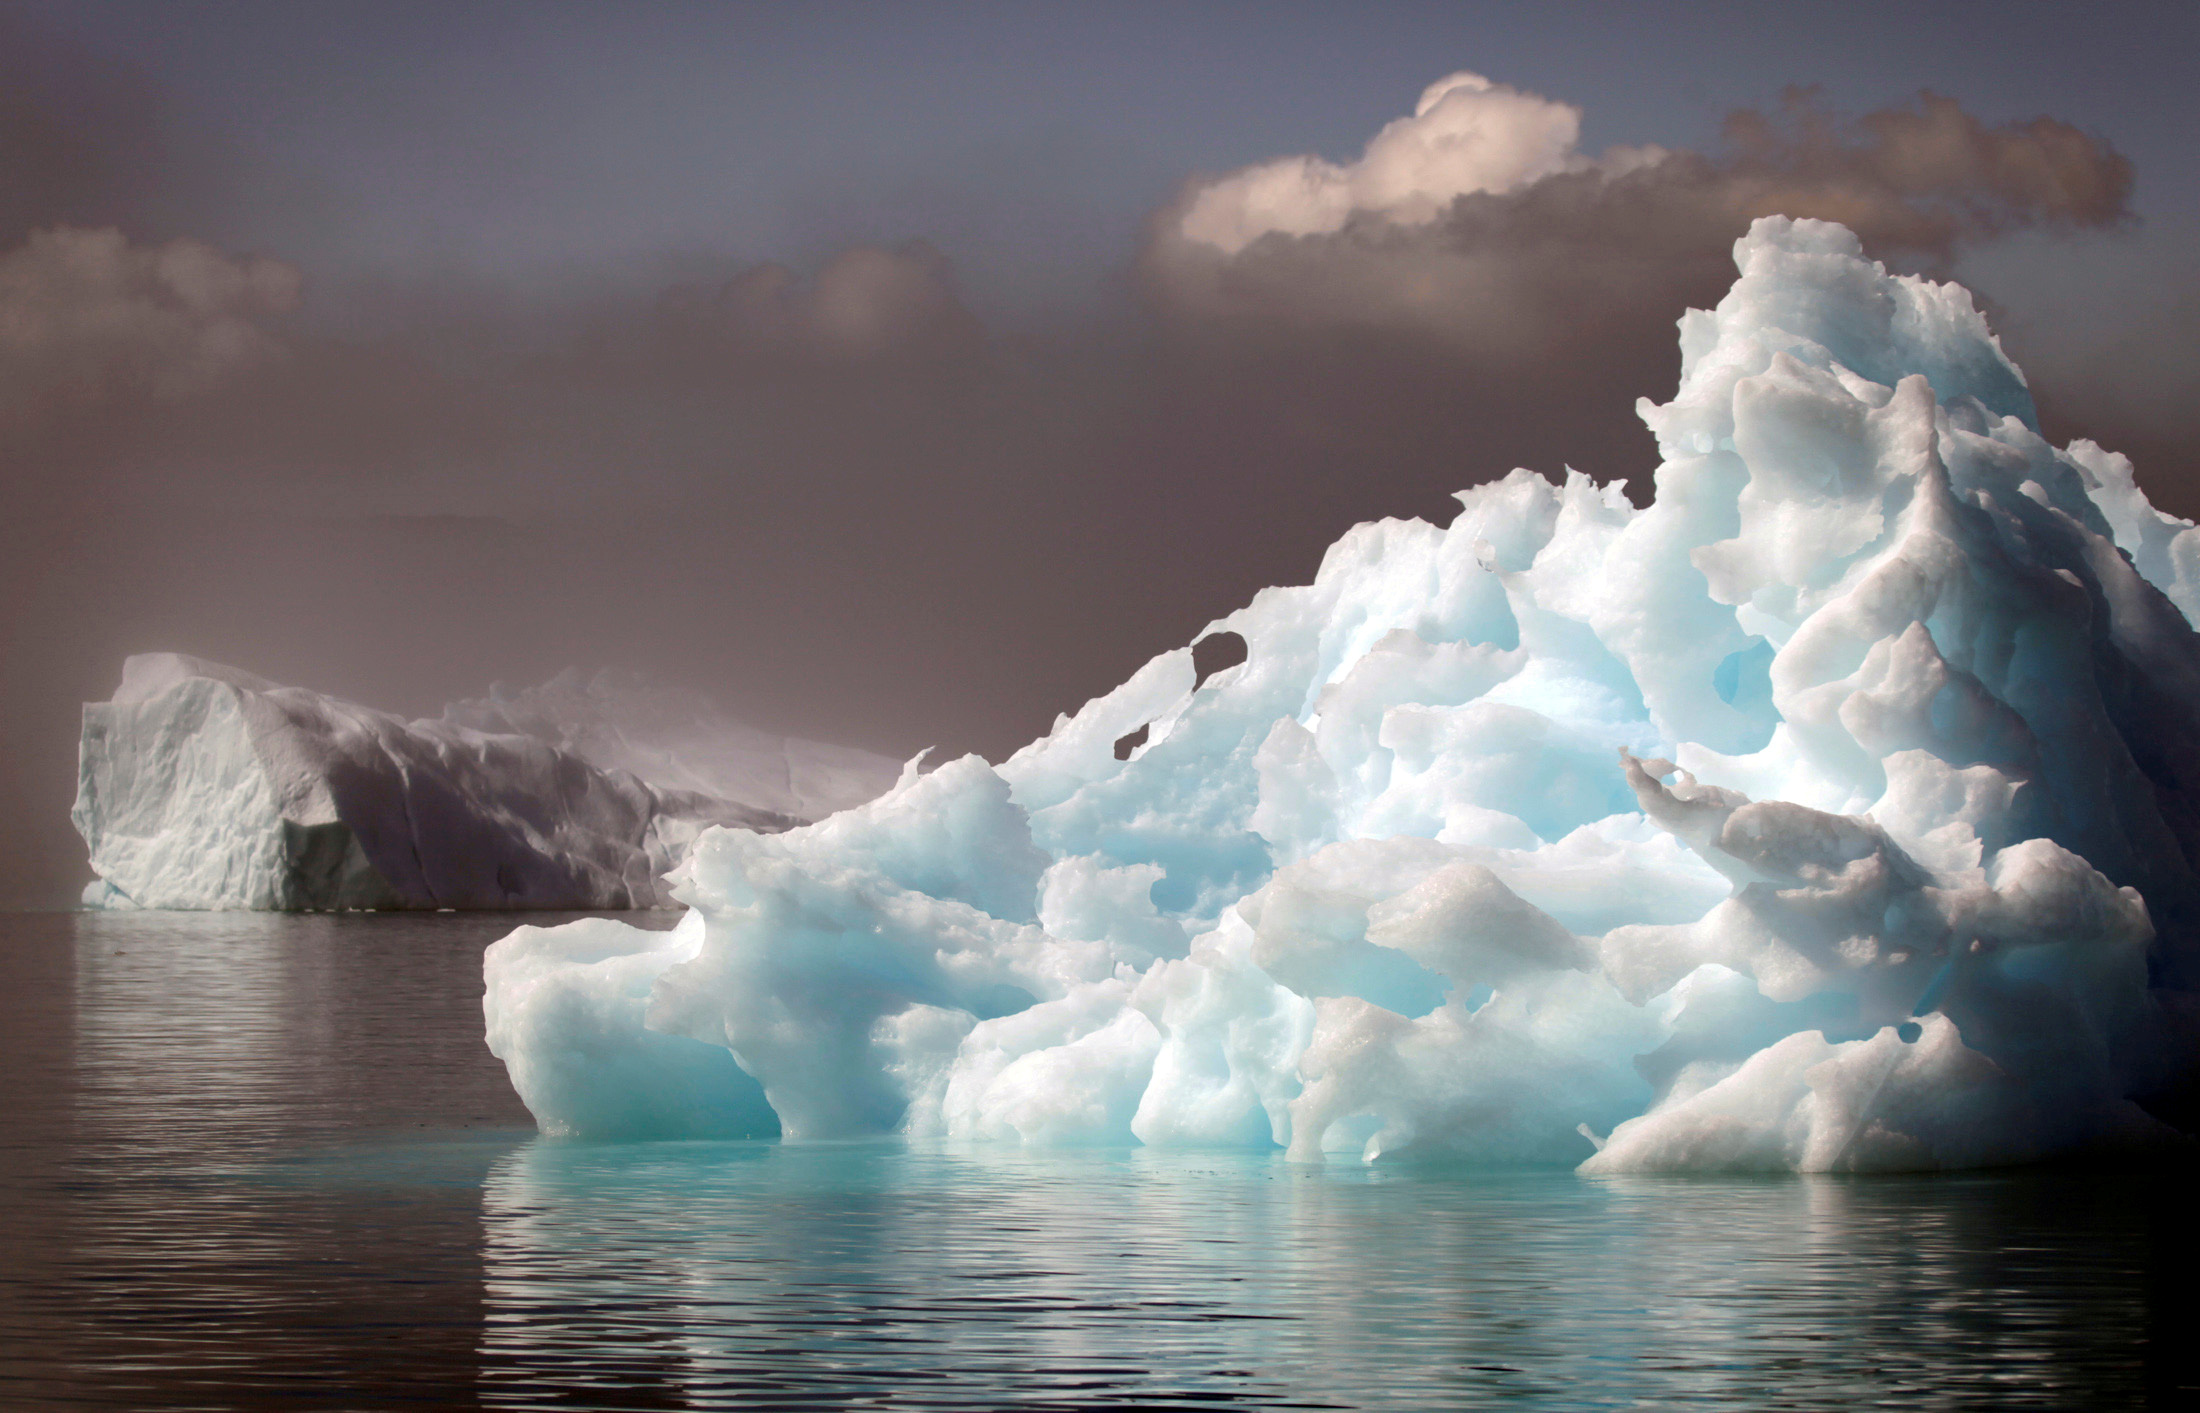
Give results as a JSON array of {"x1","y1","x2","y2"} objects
[{"x1": 486, "y1": 218, "x2": 2200, "y2": 1171}]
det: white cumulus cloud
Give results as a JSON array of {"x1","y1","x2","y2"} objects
[{"x1": 1177, "y1": 71, "x2": 1662, "y2": 255}]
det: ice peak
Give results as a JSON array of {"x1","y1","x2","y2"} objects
[{"x1": 1665, "y1": 215, "x2": 2033, "y2": 433}]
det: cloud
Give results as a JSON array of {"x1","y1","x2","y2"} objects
[
  {"x1": 0, "y1": 226, "x2": 300, "y2": 425},
  {"x1": 1118, "y1": 78, "x2": 2145, "y2": 537},
  {"x1": 1152, "y1": 81, "x2": 2133, "y2": 353},
  {"x1": 1718, "y1": 89, "x2": 2133, "y2": 245},
  {"x1": 1960, "y1": 219, "x2": 2200, "y2": 519},
  {"x1": 1179, "y1": 71, "x2": 1664, "y2": 255},
  {"x1": 651, "y1": 241, "x2": 983, "y2": 365}
]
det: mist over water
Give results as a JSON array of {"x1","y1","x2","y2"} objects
[{"x1": 0, "y1": 910, "x2": 2191, "y2": 1409}]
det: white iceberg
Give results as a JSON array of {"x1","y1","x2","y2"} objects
[
  {"x1": 486, "y1": 217, "x2": 2200, "y2": 1171},
  {"x1": 75, "y1": 655, "x2": 898, "y2": 911}
]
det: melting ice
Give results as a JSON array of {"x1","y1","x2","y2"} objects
[{"x1": 486, "y1": 218, "x2": 2200, "y2": 1171}]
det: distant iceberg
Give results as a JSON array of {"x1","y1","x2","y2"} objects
[
  {"x1": 75, "y1": 655, "x2": 899, "y2": 910},
  {"x1": 487, "y1": 217, "x2": 2200, "y2": 1171}
]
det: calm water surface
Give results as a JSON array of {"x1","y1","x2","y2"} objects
[{"x1": 0, "y1": 910, "x2": 2192, "y2": 1410}]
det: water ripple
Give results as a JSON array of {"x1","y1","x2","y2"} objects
[{"x1": 0, "y1": 912, "x2": 2190, "y2": 1410}]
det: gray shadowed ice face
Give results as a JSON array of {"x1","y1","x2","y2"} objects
[{"x1": 72, "y1": 653, "x2": 887, "y2": 911}]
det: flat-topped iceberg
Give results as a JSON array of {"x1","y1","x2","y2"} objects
[
  {"x1": 486, "y1": 217, "x2": 2200, "y2": 1170},
  {"x1": 75, "y1": 656, "x2": 898, "y2": 910}
]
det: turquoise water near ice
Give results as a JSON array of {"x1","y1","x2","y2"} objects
[{"x1": 1, "y1": 911, "x2": 2191, "y2": 1409}]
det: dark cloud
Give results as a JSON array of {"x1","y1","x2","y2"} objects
[
  {"x1": 1970, "y1": 221, "x2": 2200, "y2": 522},
  {"x1": 1721, "y1": 89, "x2": 2133, "y2": 245}
]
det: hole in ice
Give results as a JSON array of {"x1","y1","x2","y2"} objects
[
  {"x1": 1192, "y1": 631, "x2": 1248, "y2": 688},
  {"x1": 1113, "y1": 723, "x2": 1149, "y2": 761},
  {"x1": 1896, "y1": 1021, "x2": 1923, "y2": 1043},
  {"x1": 968, "y1": 982, "x2": 1040, "y2": 1020},
  {"x1": 1713, "y1": 638, "x2": 1776, "y2": 712}
]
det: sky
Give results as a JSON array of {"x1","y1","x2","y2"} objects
[{"x1": 2, "y1": 0, "x2": 2196, "y2": 906}]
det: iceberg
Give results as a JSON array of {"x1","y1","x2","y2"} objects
[
  {"x1": 75, "y1": 655, "x2": 898, "y2": 911},
  {"x1": 486, "y1": 217, "x2": 2200, "y2": 1171}
]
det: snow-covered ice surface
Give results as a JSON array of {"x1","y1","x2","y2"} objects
[
  {"x1": 487, "y1": 218, "x2": 2200, "y2": 1171},
  {"x1": 75, "y1": 656, "x2": 897, "y2": 911}
]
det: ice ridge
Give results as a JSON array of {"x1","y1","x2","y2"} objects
[{"x1": 484, "y1": 218, "x2": 2200, "y2": 1170}]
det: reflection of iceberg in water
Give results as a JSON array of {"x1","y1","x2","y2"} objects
[
  {"x1": 73, "y1": 912, "x2": 334, "y2": 1164},
  {"x1": 476, "y1": 1140, "x2": 2168, "y2": 1407},
  {"x1": 477, "y1": 1141, "x2": 1313, "y2": 1407},
  {"x1": 43, "y1": 912, "x2": 538, "y2": 1405},
  {"x1": 71, "y1": 911, "x2": 535, "y2": 1147}
]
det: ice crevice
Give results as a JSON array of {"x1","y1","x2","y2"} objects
[{"x1": 485, "y1": 217, "x2": 2200, "y2": 1172}]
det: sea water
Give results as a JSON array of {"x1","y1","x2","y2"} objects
[{"x1": 0, "y1": 911, "x2": 2190, "y2": 1409}]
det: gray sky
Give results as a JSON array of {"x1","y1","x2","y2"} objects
[{"x1": 3, "y1": 0, "x2": 2195, "y2": 905}]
